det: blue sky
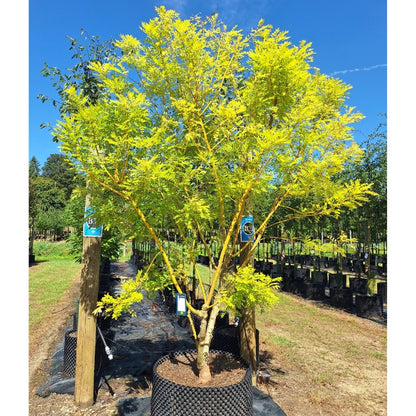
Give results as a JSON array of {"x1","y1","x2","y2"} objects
[{"x1": 29, "y1": 0, "x2": 387, "y2": 167}]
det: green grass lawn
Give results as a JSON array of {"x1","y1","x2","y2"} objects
[
  {"x1": 32, "y1": 239, "x2": 74, "y2": 261},
  {"x1": 29, "y1": 239, "x2": 135, "y2": 329},
  {"x1": 29, "y1": 244, "x2": 82, "y2": 328}
]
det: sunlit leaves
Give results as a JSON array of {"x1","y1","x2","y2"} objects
[
  {"x1": 52, "y1": 6, "x2": 376, "y2": 329},
  {"x1": 220, "y1": 265, "x2": 281, "y2": 314},
  {"x1": 94, "y1": 272, "x2": 144, "y2": 319}
]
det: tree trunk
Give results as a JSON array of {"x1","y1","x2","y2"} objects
[
  {"x1": 239, "y1": 307, "x2": 257, "y2": 385},
  {"x1": 196, "y1": 304, "x2": 219, "y2": 384},
  {"x1": 197, "y1": 342, "x2": 211, "y2": 384},
  {"x1": 280, "y1": 224, "x2": 286, "y2": 265},
  {"x1": 239, "y1": 241, "x2": 257, "y2": 385},
  {"x1": 337, "y1": 252, "x2": 343, "y2": 274},
  {"x1": 29, "y1": 219, "x2": 35, "y2": 257},
  {"x1": 365, "y1": 209, "x2": 371, "y2": 276}
]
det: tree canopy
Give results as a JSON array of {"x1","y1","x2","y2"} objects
[
  {"x1": 29, "y1": 156, "x2": 41, "y2": 179},
  {"x1": 52, "y1": 7, "x2": 375, "y2": 382},
  {"x1": 41, "y1": 153, "x2": 77, "y2": 200}
]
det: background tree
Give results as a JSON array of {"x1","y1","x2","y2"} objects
[
  {"x1": 31, "y1": 176, "x2": 67, "y2": 238},
  {"x1": 64, "y1": 188, "x2": 124, "y2": 261},
  {"x1": 29, "y1": 157, "x2": 41, "y2": 257},
  {"x1": 42, "y1": 153, "x2": 77, "y2": 199},
  {"x1": 340, "y1": 117, "x2": 387, "y2": 285},
  {"x1": 29, "y1": 178, "x2": 38, "y2": 257},
  {"x1": 38, "y1": 29, "x2": 116, "y2": 122},
  {"x1": 29, "y1": 156, "x2": 41, "y2": 179},
  {"x1": 52, "y1": 7, "x2": 374, "y2": 383},
  {"x1": 29, "y1": 154, "x2": 77, "y2": 239}
]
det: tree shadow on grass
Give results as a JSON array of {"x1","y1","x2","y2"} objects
[{"x1": 259, "y1": 350, "x2": 286, "y2": 376}]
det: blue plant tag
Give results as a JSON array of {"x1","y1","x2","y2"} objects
[
  {"x1": 240, "y1": 215, "x2": 255, "y2": 242},
  {"x1": 83, "y1": 206, "x2": 103, "y2": 237}
]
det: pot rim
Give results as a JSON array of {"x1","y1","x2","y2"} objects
[{"x1": 153, "y1": 349, "x2": 252, "y2": 390}]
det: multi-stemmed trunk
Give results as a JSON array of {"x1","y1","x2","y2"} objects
[{"x1": 196, "y1": 304, "x2": 220, "y2": 383}]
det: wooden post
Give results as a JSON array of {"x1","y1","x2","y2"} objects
[{"x1": 74, "y1": 196, "x2": 102, "y2": 407}]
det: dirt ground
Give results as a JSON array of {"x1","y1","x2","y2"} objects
[{"x1": 29, "y1": 271, "x2": 387, "y2": 415}]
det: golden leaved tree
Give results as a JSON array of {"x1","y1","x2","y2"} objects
[{"x1": 53, "y1": 7, "x2": 374, "y2": 383}]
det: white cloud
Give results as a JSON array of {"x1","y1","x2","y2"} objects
[{"x1": 330, "y1": 64, "x2": 387, "y2": 76}]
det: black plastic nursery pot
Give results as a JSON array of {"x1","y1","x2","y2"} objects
[
  {"x1": 328, "y1": 273, "x2": 346, "y2": 290},
  {"x1": 311, "y1": 282, "x2": 326, "y2": 300},
  {"x1": 283, "y1": 276, "x2": 296, "y2": 293},
  {"x1": 355, "y1": 294, "x2": 383, "y2": 318},
  {"x1": 63, "y1": 330, "x2": 78, "y2": 377},
  {"x1": 312, "y1": 270, "x2": 327, "y2": 286},
  {"x1": 377, "y1": 282, "x2": 387, "y2": 304},
  {"x1": 329, "y1": 288, "x2": 353, "y2": 310},
  {"x1": 151, "y1": 350, "x2": 253, "y2": 416},
  {"x1": 161, "y1": 286, "x2": 177, "y2": 314},
  {"x1": 301, "y1": 280, "x2": 314, "y2": 299},
  {"x1": 63, "y1": 330, "x2": 107, "y2": 378},
  {"x1": 263, "y1": 261, "x2": 273, "y2": 276},
  {"x1": 254, "y1": 260, "x2": 263, "y2": 273},
  {"x1": 280, "y1": 266, "x2": 294, "y2": 292},
  {"x1": 349, "y1": 277, "x2": 367, "y2": 294},
  {"x1": 303, "y1": 255, "x2": 313, "y2": 266},
  {"x1": 301, "y1": 278, "x2": 326, "y2": 300},
  {"x1": 211, "y1": 325, "x2": 240, "y2": 356},
  {"x1": 295, "y1": 267, "x2": 310, "y2": 280}
]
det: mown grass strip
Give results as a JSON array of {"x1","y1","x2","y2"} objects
[
  {"x1": 256, "y1": 290, "x2": 386, "y2": 413},
  {"x1": 29, "y1": 258, "x2": 82, "y2": 328}
]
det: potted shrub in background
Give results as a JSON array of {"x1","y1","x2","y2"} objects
[
  {"x1": 355, "y1": 270, "x2": 383, "y2": 319},
  {"x1": 322, "y1": 231, "x2": 356, "y2": 310}
]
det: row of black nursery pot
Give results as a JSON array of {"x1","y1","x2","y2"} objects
[
  {"x1": 279, "y1": 265, "x2": 386, "y2": 319},
  {"x1": 195, "y1": 253, "x2": 387, "y2": 276},
  {"x1": 286, "y1": 254, "x2": 387, "y2": 276},
  {"x1": 193, "y1": 255, "x2": 386, "y2": 320}
]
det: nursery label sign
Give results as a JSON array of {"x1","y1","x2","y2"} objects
[
  {"x1": 176, "y1": 293, "x2": 187, "y2": 316},
  {"x1": 83, "y1": 207, "x2": 103, "y2": 238},
  {"x1": 240, "y1": 215, "x2": 255, "y2": 242}
]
